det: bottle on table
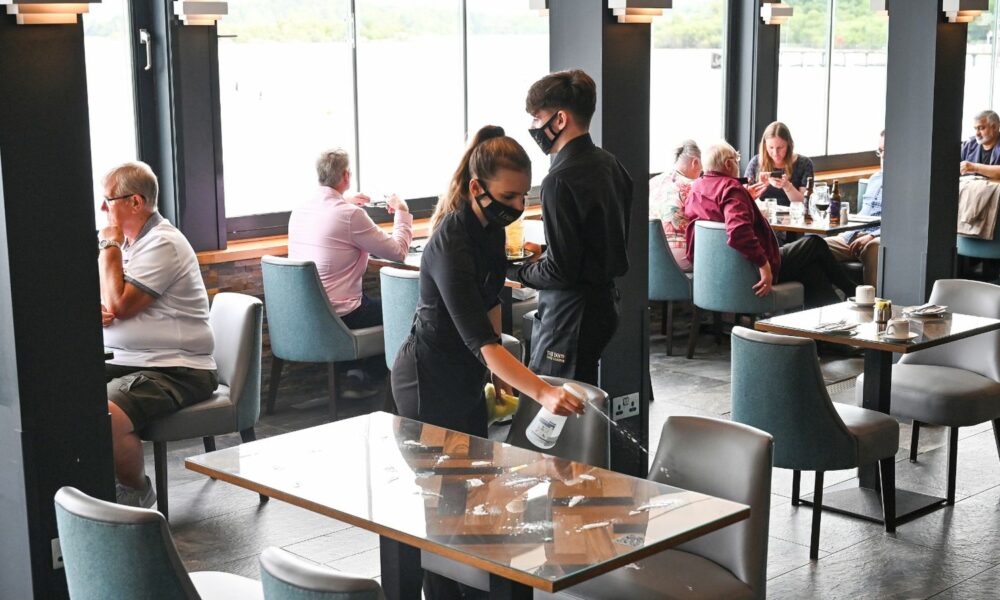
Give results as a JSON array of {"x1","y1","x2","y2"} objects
[
  {"x1": 804, "y1": 176, "x2": 814, "y2": 214},
  {"x1": 525, "y1": 383, "x2": 587, "y2": 449},
  {"x1": 829, "y1": 180, "x2": 842, "y2": 227}
]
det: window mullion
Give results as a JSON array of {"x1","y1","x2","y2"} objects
[
  {"x1": 350, "y1": 0, "x2": 362, "y2": 190},
  {"x1": 823, "y1": 0, "x2": 835, "y2": 157}
]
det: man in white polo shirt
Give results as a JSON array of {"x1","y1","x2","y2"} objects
[{"x1": 99, "y1": 161, "x2": 217, "y2": 508}]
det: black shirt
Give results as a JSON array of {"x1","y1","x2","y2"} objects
[
  {"x1": 745, "y1": 154, "x2": 815, "y2": 206},
  {"x1": 509, "y1": 134, "x2": 633, "y2": 289},
  {"x1": 413, "y1": 202, "x2": 505, "y2": 362}
]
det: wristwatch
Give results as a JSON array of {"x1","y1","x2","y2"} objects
[{"x1": 98, "y1": 239, "x2": 122, "y2": 251}]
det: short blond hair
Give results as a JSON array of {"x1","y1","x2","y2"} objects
[
  {"x1": 316, "y1": 148, "x2": 350, "y2": 187},
  {"x1": 703, "y1": 142, "x2": 739, "y2": 173}
]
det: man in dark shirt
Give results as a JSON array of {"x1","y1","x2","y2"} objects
[
  {"x1": 961, "y1": 110, "x2": 1000, "y2": 178},
  {"x1": 507, "y1": 69, "x2": 633, "y2": 385},
  {"x1": 684, "y1": 142, "x2": 854, "y2": 308}
]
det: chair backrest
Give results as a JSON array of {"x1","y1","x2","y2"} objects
[
  {"x1": 857, "y1": 178, "x2": 869, "y2": 210},
  {"x1": 900, "y1": 279, "x2": 1000, "y2": 381},
  {"x1": 54, "y1": 486, "x2": 199, "y2": 600},
  {"x1": 260, "y1": 547, "x2": 383, "y2": 600},
  {"x1": 692, "y1": 220, "x2": 779, "y2": 314},
  {"x1": 648, "y1": 219, "x2": 692, "y2": 303},
  {"x1": 648, "y1": 416, "x2": 772, "y2": 600},
  {"x1": 506, "y1": 376, "x2": 609, "y2": 468},
  {"x1": 379, "y1": 267, "x2": 420, "y2": 369},
  {"x1": 957, "y1": 233, "x2": 1000, "y2": 259},
  {"x1": 210, "y1": 292, "x2": 263, "y2": 431},
  {"x1": 730, "y1": 327, "x2": 859, "y2": 471},
  {"x1": 261, "y1": 256, "x2": 357, "y2": 363}
]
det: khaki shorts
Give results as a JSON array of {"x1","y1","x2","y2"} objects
[{"x1": 106, "y1": 364, "x2": 218, "y2": 431}]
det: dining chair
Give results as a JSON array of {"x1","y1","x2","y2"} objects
[
  {"x1": 379, "y1": 266, "x2": 420, "y2": 371},
  {"x1": 55, "y1": 486, "x2": 263, "y2": 600},
  {"x1": 860, "y1": 279, "x2": 1000, "y2": 504},
  {"x1": 537, "y1": 416, "x2": 773, "y2": 600},
  {"x1": 261, "y1": 256, "x2": 385, "y2": 417},
  {"x1": 259, "y1": 547, "x2": 383, "y2": 600},
  {"x1": 140, "y1": 292, "x2": 267, "y2": 521},
  {"x1": 421, "y1": 376, "x2": 610, "y2": 592},
  {"x1": 731, "y1": 326, "x2": 897, "y2": 559},
  {"x1": 648, "y1": 219, "x2": 694, "y2": 356},
  {"x1": 690, "y1": 221, "x2": 804, "y2": 358}
]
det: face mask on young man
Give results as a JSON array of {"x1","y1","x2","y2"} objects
[{"x1": 528, "y1": 111, "x2": 565, "y2": 155}]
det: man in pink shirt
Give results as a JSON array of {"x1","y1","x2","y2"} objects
[{"x1": 288, "y1": 148, "x2": 413, "y2": 330}]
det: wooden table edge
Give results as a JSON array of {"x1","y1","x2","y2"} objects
[{"x1": 184, "y1": 459, "x2": 749, "y2": 593}]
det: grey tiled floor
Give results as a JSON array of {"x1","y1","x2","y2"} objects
[{"x1": 163, "y1": 323, "x2": 1000, "y2": 599}]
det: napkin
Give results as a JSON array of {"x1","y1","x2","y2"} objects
[
  {"x1": 815, "y1": 320, "x2": 859, "y2": 335},
  {"x1": 904, "y1": 303, "x2": 947, "y2": 316}
]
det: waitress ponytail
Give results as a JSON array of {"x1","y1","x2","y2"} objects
[{"x1": 431, "y1": 125, "x2": 531, "y2": 233}]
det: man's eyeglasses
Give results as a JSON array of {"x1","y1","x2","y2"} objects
[
  {"x1": 103, "y1": 193, "x2": 135, "y2": 204},
  {"x1": 875, "y1": 148, "x2": 885, "y2": 159}
]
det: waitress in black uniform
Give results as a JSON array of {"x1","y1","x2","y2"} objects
[{"x1": 391, "y1": 126, "x2": 584, "y2": 598}]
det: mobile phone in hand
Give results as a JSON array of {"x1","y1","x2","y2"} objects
[{"x1": 770, "y1": 169, "x2": 785, "y2": 179}]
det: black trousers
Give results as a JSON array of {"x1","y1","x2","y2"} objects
[{"x1": 778, "y1": 235, "x2": 856, "y2": 308}]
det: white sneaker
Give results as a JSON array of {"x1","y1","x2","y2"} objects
[{"x1": 115, "y1": 476, "x2": 157, "y2": 509}]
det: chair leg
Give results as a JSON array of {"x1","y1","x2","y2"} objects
[
  {"x1": 909, "y1": 421, "x2": 920, "y2": 462},
  {"x1": 266, "y1": 356, "x2": 285, "y2": 415},
  {"x1": 665, "y1": 301, "x2": 675, "y2": 356},
  {"x1": 660, "y1": 301, "x2": 668, "y2": 336},
  {"x1": 947, "y1": 426, "x2": 959, "y2": 505},
  {"x1": 153, "y1": 441, "x2": 168, "y2": 520},
  {"x1": 791, "y1": 470, "x2": 801, "y2": 506},
  {"x1": 878, "y1": 457, "x2": 896, "y2": 533},
  {"x1": 712, "y1": 311, "x2": 723, "y2": 345},
  {"x1": 686, "y1": 305, "x2": 700, "y2": 359},
  {"x1": 240, "y1": 428, "x2": 269, "y2": 504},
  {"x1": 202, "y1": 436, "x2": 216, "y2": 453},
  {"x1": 328, "y1": 362, "x2": 339, "y2": 420},
  {"x1": 810, "y1": 471, "x2": 824, "y2": 560}
]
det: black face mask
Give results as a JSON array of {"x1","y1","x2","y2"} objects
[
  {"x1": 474, "y1": 184, "x2": 523, "y2": 228},
  {"x1": 528, "y1": 112, "x2": 564, "y2": 155}
]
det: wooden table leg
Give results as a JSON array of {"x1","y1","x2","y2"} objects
[{"x1": 380, "y1": 537, "x2": 422, "y2": 600}]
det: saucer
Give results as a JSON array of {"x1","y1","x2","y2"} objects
[
  {"x1": 879, "y1": 332, "x2": 919, "y2": 342},
  {"x1": 506, "y1": 249, "x2": 535, "y2": 263},
  {"x1": 847, "y1": 297, "x2": 875, "y2": 307}
]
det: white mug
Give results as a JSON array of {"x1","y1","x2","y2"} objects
[
  {"x1": 885, "y1": 318, "x2": 910, "y2": 339},
  {"x1": 855, "y1": 285, "x2": 876, "y2": 304}
]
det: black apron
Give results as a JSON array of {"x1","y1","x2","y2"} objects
[
  {"x1": 528, "y1": 285, "x2": 620, "y2": 386},
  {"x1": 391, "y1": 318, "x2": 489, "y2": 439}
]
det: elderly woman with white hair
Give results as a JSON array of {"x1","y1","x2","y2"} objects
[
  {"x1": 682, "y1": 142, "x2": 855, "y2": 308},
  {"x1": 649, "y1": 140, "x2": 702, "y2": 271}
]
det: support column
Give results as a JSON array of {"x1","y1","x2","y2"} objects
[
  {"x1": 0, "y1": 17, "x2": 115, "y2": 600},
  {"x1": 550, "y1": 0, "x2": 651, "y2": 477},
  {"x1": 725, "y1": 0, "x2": 781, "y2": 170},
  {"x1": 880, "y1": 0, "x2": 965, "y2": 304}
]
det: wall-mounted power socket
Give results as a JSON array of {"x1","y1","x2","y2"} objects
[
  {"x1": 611, "y1": 392, "x2": 640, "y2": 421},
  {"x1": 51, "y1": 538, "x2": 63, "y2": 570}
]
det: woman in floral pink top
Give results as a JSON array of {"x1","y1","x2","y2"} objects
[{"x1": 649, "y1": 140, "x2": 702, "y2": 271}]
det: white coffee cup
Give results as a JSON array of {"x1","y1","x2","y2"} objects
[
  {"x1": 885, "y1": 318, "x2": 910, "y2": 339},
  {"x1": 855, "y1": 285, "x2": 875, "y2": 304}
]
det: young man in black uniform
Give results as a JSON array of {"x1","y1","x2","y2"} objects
[{"x1": 508, "y1": 69, "x2": 633, "y2": 386}]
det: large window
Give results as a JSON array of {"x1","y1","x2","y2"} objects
[
  {"x1": 355, "y1": 0, "x2": 464, "y2": 199},
  {"x1": 649, "y1": 0, "x2": 726, "y2": 172},
  {"x1": 83, "y1": 0, "x2": 138, "y2": 225},
  {"x1": 218, "y1": 0, "x2": 355, "y2": 218},
  {"x1": 466, "y1": 0, "x2": 550, "y2": 186},
  {"x1": 777, "y1": 0, "x2": 887, "y2": 158},
  {"x1": 964, "y1": 4, "x2": 997, "y2": 132}
]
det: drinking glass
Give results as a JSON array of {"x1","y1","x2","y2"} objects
[
  {"x1": 813, "y1": 183, "x2": 830, "y2": 222},
  {"x1": 765, "y1": 198, "x2": 778, "y2": 223},
  {"x1": 790, "y1": 202, "x2": 805, "y2": 224},
  {"x1": 505, "y1": 217, "x2": 525, "y2": 258}
]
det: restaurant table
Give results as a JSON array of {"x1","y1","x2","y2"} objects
[
  {"x1": 756, "y1": 301, "x2": 1000, "y2": 524},
  {"x1": 767, "y1": 214, "x2": 880, "y2": 235},
  {"x1": 186, "y1": 411, "x2": 749, "y2": 599},
  {"x1": 368, "y1": 238, "x2": 527, "y2": 333}
]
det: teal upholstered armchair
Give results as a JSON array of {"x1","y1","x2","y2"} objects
[{"x1": 648, "y1": 219, "x2": 693, "y2": 356}]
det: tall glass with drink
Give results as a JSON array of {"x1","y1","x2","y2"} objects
[
  {"x1": 813, "y1": 182, "x2": 830, "y2": 222},
  {"x1": 505, "y1": 216, "x2": 525, "y2": 259}
]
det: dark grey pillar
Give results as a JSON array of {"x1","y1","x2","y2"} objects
[
  {"x1": 140, "y1": 1, "x2": 227, "y2": 252},
  {"x1": 0, "y1": 17, "x2": 115, "y2": 599},
  {"x1": 880, "y1": 0, "x2": 965, "y2": 304},
  {"x1": 550, "y1": 0, "x2": 651, "y2": 477},
  {"x1": 725, "y1": 0, "x2": 781, "y2": 170}
]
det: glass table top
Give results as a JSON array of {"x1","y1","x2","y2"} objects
[
  {"x1": 768, "y1": 215, "x2": 880, "y2": 235},
  {"x1": 185, "y1": 412, "x2": 749, "y2": 592},
  {"x1": 756, "y1": 302, "x2": 1000, "y2": 353}
]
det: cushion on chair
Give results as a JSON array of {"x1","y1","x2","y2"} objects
[
  {"x1": 351, "y1": 325, "x2": 387, "y2": 360},
  {"x1": 190, "y1": 571, "x2": 264, "y2": 600},
  {"x1": 141, "y1": 387, "x2": 235, "y2": 442},
  {"x1": 541, "y1": 549, "x2": 754, "y2": 600},
  {"x1": 834, "y1": 404, "x2": 899, "y2": 465},
  {"x1": 859, "y1": 365, "x2": 1000, "y2": 428},
  {"x1": 769, "y1": 282, "x2": 806, "y2": 313}
]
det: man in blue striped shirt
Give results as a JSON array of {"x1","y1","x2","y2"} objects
[{"x1": 826, "y1": 131, "x2": 883, "y2": 286}]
